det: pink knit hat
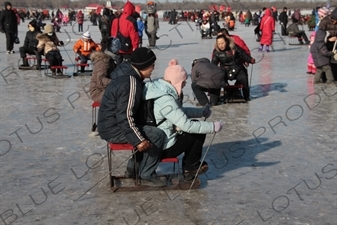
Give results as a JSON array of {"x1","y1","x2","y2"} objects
[
  {"x1": 318, "y1": 7, "x2": 329, "y2": 17},
  {"x1": 163, "y1": 59, "x2": 188, "y2": 95}
]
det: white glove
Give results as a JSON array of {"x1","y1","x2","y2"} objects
[{"x1": 213, "y1": 121, "x2": 223, "y2": 132}]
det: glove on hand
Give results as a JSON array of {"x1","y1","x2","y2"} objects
[
  {"x1": 213, "y1": 121, "x2": 223, "y2": 132},
  {"x1": 203, "y1": 104, "x2": 212, "y2": 118},
  {"x1": 250, "y1": 58, "x2": 256, "y2": 64},
  {"x1": 136, "y1": 140, "x2": 152, "y2": 152},
  {"x1": 59, "y1": 41, "x2": 64, "y2": 46}
]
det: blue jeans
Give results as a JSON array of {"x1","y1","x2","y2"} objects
[{"x1": 109, "y1": 125, "x2": 165, "y2": 179}]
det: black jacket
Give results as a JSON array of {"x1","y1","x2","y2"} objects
[
  {"x1": 0, "y1": 2, "x2": 18, "y2": 33},
  {"x1": 191, "y1": 58, "x2": 225, "y2": 89},
  {"x1": 211, "y1": 44, "x2": 252, "y2": 72},
  {"x1": 24, "y1": 30, "x2": 42, "y2": 48},
  {"x1": 278, "y1": 11, "x2": 288, "y2": 24},
  {"x1": 310, "y1": 29, "x2": 334, "y2": 68},
  {"x1": 97, "y1": 61, "x2": 145, "y2": 146}
]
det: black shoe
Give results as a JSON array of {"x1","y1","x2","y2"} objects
[{"x1": 183, "y1": 161, "x2": 208, "y2": 181}]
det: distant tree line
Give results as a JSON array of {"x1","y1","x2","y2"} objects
[{"x1": 0, "y1": 0, "x2": 331, "y2": 12}]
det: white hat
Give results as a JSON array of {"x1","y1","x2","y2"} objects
[{"x1": 82, "y1": 31, "x2": 91, "y2": 39}]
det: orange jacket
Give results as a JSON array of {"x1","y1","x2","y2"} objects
[{"x1": 73, "y1": 39, "x2": 100, "y2": 56}]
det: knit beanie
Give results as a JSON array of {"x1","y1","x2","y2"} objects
[
  {"x1": 318, "y1": 7, "x2": 329, "y2": 17},
  {"x1": 130, "y1": 47, "x2": 156, "y2": 70},
  {"x1": 82, "y1": 31, "x2": 91, "y2": 39},
  {"x1": 163, "y1": 59, "x2": 187, "y2": 96},
  {"x1": 44, "y1": 24, "x2": 54, "y2": 33}
]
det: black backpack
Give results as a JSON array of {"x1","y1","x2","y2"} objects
[{"x1": 136, "y1": 99, "x2": 166, "y2": 127}]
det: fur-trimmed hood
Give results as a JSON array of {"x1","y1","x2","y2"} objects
[
  {"x1": 90, "y1": 51, "x2": 111, "y2": 63},
  {"x1": 214, "y1": 35, "x2": 235, "y2": 52}
]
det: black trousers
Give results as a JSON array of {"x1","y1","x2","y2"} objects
[
  {"x1": 5, "y1": 32, "x2": 15, "y2": 51},
  {"x1": 227, "y1": 70, "x2": 250, "y2": 100},
  {"x1": 191, "y1": 82, "x2": 221, "y2": 106},
  {"x1": 19, "y1": 46, "x2": 38, "y2": 59},
  {"x1": 161, "y1": 133, "x2": 206, "y2": 171},
  {"x1": 281, "y1": 22, "x2": 288, "y2": 36},
  {"x1": 78, "y1": 23, "x2": 83, "y2": 32},
  {"x1": 46, "y1": 51, "x2": 62, "y2": 71}
]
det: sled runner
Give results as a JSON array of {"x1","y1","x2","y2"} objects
[
  {"x1": 109, "y1": 175, "x2": 201, "y2": 192},
  {"x1": 107, "y1": 143, "x2": 201, "y2": 192}
]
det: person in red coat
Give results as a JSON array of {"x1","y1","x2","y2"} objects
[
  {"x1": 110, "y1": 1, "x2": 139, "y2": 58},
  {"x1": 259, "y1": 8, "x2": 275, "y2": 52}
]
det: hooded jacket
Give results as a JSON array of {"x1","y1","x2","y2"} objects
[
  {"x1": 191, "y1": 58, "x2": 225, "y2": 89},
  {"x1": 0, "y1": 2, "x2": 18, "y2": 33},
  {"x1": 211, "y1": 37, "x2": 252, "y2": 72},
  {"x1": 110, "y1": 1, "x2": 139, "y2": 54},
  {"x1": 76, "y1": 10, "x2": 84, "y2": 24},
  {"x1": 319, "y1": 8, "x2": 337, "y2": 37},
  {"x1": 97, "y1": 61, "x2": 145, "y2": 146},
  {"x1": 259, "y1": 8, "x2": 275, "y2": 45},
  {"x1": 23, "y1": 20, "x2": 42, "y2": 48},
  {"x1": 143, "y1": 79, "x2": 215, "y2": 149},
  {"x1": 310, "y1": 29, "x2": 334, "y2": 67},
  {"x1": 89, "y1": 51, "x2": 115, "y2": 103}
]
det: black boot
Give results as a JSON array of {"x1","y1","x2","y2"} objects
[
  {"x1": 21, "y1": 58, "x2": 29, "y2": 67},
  {"x1": 80, "y1": 66, "x2": 85, "y2": 73}
]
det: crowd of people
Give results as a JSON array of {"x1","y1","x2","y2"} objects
[{"x1": 1, "y1": 0, "x2": 336, "y2": 186}]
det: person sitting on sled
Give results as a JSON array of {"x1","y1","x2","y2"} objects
[
  {"x1": 142, "y1": 59, "x2": 223, "y2": 181},
  {"x1": 19, "y1": 19, "x2": 42, "y2": 69},
  {"x1": 98, "y1": 47, "x2": 166, "y2": 187},
  {"x1": 73, "y1": 31, "x2": 101, "y2": 73}
]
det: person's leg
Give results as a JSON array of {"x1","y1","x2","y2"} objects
[
  {"x1": 236, "y1": 71, "x2": 250, "y2": 100},
  {"x1": 314, "y1": 67, "x2": 323, "y2": 83},
  {"x1": 161, "y1": 133, "x2": 206, "y2": 171},
  {"x1": 5, "y1": 32, "x2": 11, "y2": 52},
  {"x1": 46, "y1": 52, "x2": 56, "y2": 74},
  {"x1": 19, "y1": 46, "x2": 29, "y2": 66},
  {"x1": 137, "y1": 125, "x2": 165, "y2": 179},
  {"x1": 149, "y1": 32, "x2": 156, "y2": 47},
  {"x1": 191, "y1": 82, "x2": 210, "y2": 106},
  {"x1": 9, "y1": 33, "x2": 15, "y2": 52},
  {"x1": 208, "y1": 88, "x2": 221, "y2": 105},
  {"x1": 78, "y1": 54, "x2": 87, "y2": 73},
  {"x1": 322, "y1": 65, "x2": 335, "y2": 84},
  {"x1": 301, "y1": 32, "x2": 309, "y2": 43},
  {"x1": 36, "y1": 51, "x2": 43, "y2": 69},
  {"x1": 55, "y1": 53, "x2": 63, "y2": 74},
  {"x1": 259, "y1": 44, "x2": 264, "y2": 51}
]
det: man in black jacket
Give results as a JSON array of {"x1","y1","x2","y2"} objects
[
  {"x1": 98, "y1": 47, "x2": 165, "y2": 187},
  {"x1": 191, "y1": 58, "x2": 225, "y2": 106},
  {"x1": 278, "y1": 7, "x2": 288, "y2": 36},
  {"x1": 0, "y1": 1, "x2": 18, "y2": 54},
  {"x1": 19, "y1": 19, "x2": 42, "y2": 68}
]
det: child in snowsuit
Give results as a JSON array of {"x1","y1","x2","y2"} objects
[{"x1": 73, "y1": 31, "x2": 100, "y2": 73}]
